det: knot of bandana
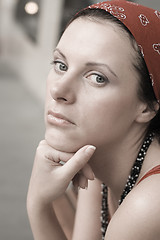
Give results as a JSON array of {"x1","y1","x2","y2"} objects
[{"x1": 87, "y1": 0, "x2": 160, "y2": 102}]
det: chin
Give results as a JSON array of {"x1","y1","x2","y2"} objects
[{"x1": 45, "y1": 132, "x2": 83, "y2": 153}]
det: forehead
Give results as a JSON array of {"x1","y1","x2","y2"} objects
[
  {"x1": 59, "y1": 18, "x2": 129, "y2": 50},
  {"x1": 57, "y1": 18, "x2": 135, "y2": 77}
]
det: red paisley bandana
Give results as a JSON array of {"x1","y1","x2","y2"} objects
[{"x1": 87, "y1": 0, "x2": 160, "y2": 102}]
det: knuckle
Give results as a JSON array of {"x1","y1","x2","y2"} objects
[
  {"x1": 39, "y1": 140, "x2": 46, "y2": 146},
  {"x1": 36, "y1": 144, "x2": 43, "y2": 153},
  {"x1": 36, "y1": 141, "x2": 47, "y2": 156}
]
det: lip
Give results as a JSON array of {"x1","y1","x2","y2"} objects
[{"x1": 47, "y1": 110, "x2": 75, "y2": 126}]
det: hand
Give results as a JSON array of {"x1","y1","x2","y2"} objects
[
  {"x1": 27, "y1": 140, "x2": 96, "y2": 205},
  {"x1": 72, "y1": 164, "x2": 95, "y2": 190}
]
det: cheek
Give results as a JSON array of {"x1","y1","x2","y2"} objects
[
  {"x1": 79, "y1": 94, "x2": 138, "y2": 145},
  {"x1": 82, "y1": 94, "x2": 126, "y2": 126},
  {"x1": 45, "y1": 76, "x2": 54, "y2": 105}
]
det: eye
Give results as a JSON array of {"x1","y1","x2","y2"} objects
[
  {"x1": 51, "y1": 60, "x2": 68, "y2": 73},
  {"x1": 86, "y1": 73, "x2": 109, "y2": 86}
]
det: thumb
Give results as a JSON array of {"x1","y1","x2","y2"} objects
[{"x1": 62, "y1": 145, "x2": 96, "y2": 180}]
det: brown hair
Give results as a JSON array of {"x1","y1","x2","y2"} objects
[{"x1": 67, "y1": 8, "x2": 160, "y2": 141}]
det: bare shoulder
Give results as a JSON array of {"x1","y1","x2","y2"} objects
[{"x1": 106, "y1": 174, "x2": 160, "y2": 240}]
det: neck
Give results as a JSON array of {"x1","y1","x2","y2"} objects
[{"x1": 90, "y1": 128, "x2": 148, "y2": 203}]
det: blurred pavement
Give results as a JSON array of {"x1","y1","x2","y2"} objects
[{"x1": 0, "y1": 59, "x2": 45, "y2": 240}]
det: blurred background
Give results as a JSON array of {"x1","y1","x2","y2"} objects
[{"x1": 0, "y1": 0, "x2": 159, "y2": 239}]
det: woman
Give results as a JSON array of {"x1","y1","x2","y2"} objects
[{"x1": 27, "y1": 1, "x2": 160, "y2": 239}]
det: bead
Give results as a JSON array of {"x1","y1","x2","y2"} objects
[{"x1": 101, "y1": 132, "x2": 154, "y2": 239}]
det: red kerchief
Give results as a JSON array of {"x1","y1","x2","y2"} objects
[{"x1": 87, "y1": 0, "x2": 160, "y2": 102}]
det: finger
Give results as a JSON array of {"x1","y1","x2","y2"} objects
[
  {"x1": 39, "y1": 139, "x2": 47, "y2": 145},
  {"x1": 62, "y1": 145, "x2": 96, "y2": 180},
  {"x1": 45, "y1": 150, "x2": 73, "y2": 163},
  {"x1": 78, "y1": 174, "x2": 88, "y2": 189},
  {"x1": 73, "y1": 174, "x2": 88, "y2": 189},
  {"x1": 38, "y1": 141, "x2": 74, "y2": 163},
  {"x1": 72, "y1": 175, "x2": 79, "y2": 190},
  {"x1": 81, "y1": 164, "x2": 95, "y2": 180}
]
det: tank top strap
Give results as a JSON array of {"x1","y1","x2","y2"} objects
[{"x1": 138, "y1": 165, "x2": 160, "y2": 185}]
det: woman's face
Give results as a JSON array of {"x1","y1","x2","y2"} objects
[{"x1": 45, "y1": 18, "x2": 142, "y2": 153}]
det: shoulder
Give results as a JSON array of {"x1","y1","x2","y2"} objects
[{"x1": 106, "y1": 174, "x2": 160, "y2": 240}]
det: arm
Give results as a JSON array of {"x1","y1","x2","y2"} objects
[
  {"x1": 27, "y1": 140, "x2": 95, "y2": 240},
  {"x1": 27, "y1": 200, "x2": 67, "y2": 240},
  {"x1": 53, "y1": 190, "x2": 76, "y2": 239},
  {"x1": 105, "y1": 175, "x2": 160, "y2": 240},
  {"x1": 72, "y1": 179, "x2": 102, "y2": 240}
]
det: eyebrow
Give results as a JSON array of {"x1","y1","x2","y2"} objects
[
  {"x1": 86, "y1": 62, "x2": 117, "y2": 78},
  {"x1": 54, "y1": 48, "x2": 117, "y2": 78},
  {"x1": 54, "y1": 48, "x2": 66, "y2": 60}
]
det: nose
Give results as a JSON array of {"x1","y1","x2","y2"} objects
[{"x1": 49, "y1": 73, "x2": 77, "y2": 104}]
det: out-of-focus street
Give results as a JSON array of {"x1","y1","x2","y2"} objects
[{"x1": 0, "y1": 59, "x2": 44, "y2": 239}]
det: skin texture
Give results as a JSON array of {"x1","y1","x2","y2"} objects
[
  {"x1": 45, "y1": 19, "x2": 143, "y2": 154},
  {"x1": 27, "y1": 18, "x2": 160, "y2": 240}
]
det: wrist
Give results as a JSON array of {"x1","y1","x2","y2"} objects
[{"x1": 27, "y1": 192, "x2": 53, "y2": 216}]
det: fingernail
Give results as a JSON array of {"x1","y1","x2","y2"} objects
[
  {"x1": 91, "y1": 172, "x2": 95, "y2": 180},
  {"x1": 89, "y1": 172, "x2": 95, "y2": 181},
  {"x1": 85, "y1": 145, "x2": 96, "y2": 154}
]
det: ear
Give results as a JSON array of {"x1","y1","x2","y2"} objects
[{"x1": 136, "y1": 102, "x2": 159, "y2": 123}]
